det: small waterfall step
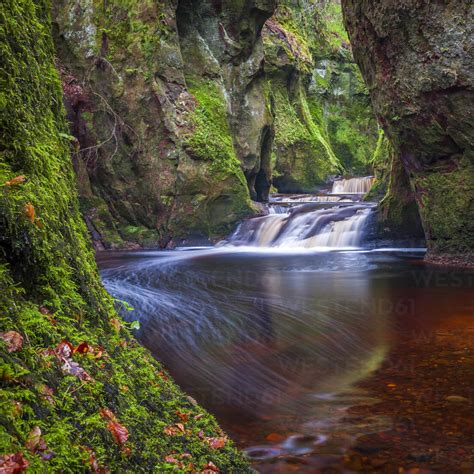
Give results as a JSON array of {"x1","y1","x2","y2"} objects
[{"x1": 225, "y1": 176, "x2": 376, "y2": 249}]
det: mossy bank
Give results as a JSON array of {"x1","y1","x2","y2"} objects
[{"x1": 0, "y1": 1, "x2": 252, "y2": 471}]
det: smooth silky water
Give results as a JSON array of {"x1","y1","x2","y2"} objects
[{"x1": 97, "y1": 178, "x2": 473, "y2": 470}]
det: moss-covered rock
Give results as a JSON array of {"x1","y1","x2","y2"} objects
[
  {"x1": 263, "y1": 0, "x2": 381, "y2": 192},
  {"x1": 342, "y1": 0, "x2": 474, "y2": 265},
  {"x1": 0, "y1": 2, "x2": 252, "y2": 470},
  {"x1": 52, "y1": 0, "x2": 270, "y2": 247}
]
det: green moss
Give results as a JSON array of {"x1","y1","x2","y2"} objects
[
  {"x1": 412, "y1": 156, "x2": 474, "y2": 256},
  {"x1": 184, "y1": 79, "x2": 245, "y2": 182},
  {"x1": 271, "y1": 81, "x2": 342, "y2": 190},
  {"x1": 0, "y1": 1, "x2": 252, "y2": 471}
]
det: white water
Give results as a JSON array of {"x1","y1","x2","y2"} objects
[
  {"x1": 331, "y1": 176, "x2": 374, "y2": 194},
  {"x1": 227, "y1": 176, "x2": 375, "y2": 249}
]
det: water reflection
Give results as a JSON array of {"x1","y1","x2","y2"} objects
[
  {"x1": 99, "y1": 248, "x2": 473, "y2": 469},
  {"x1": 101, "y1": 251, "x2": 391, "y2": 433}
]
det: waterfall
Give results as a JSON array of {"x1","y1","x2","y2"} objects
[
  {"x1": 226, "y1": 176, "x2": 375, "y2": 249},
  {"x1": 331, "y1": 176, "x2": 374, "y2": 194},
  {"x1": 228, "y1": 203, "x2": 375, "y2": 249}
]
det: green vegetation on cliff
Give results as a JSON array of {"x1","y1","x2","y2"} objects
[
  {"x1": 264, "y1": 0, "x2": 382, "y2": 192},
  {"x1": 0, "y1": 2, "x2": 252, "y2": 471}
]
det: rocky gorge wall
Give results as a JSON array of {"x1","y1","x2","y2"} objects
[
  {"x1": 342, "y1": 0, "x2": 474, "y2": 264},
  {"x1": 53, "y1": 0, "x2": 277, "y2": 249},
  {"x1": 53, "y1": 0, "x2": 384, "y2": 248},
  {"x1": 264, "y1": 0, "x2": 382, "y2": 192}
]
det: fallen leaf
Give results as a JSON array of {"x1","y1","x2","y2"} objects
[
  {"x1": 163, "y1": 425, "x2": 184, "y2": 436},
  {"x1": 25, "y1": 426, "x2": 41, "y2": 452},
  {"x1": 55, "y1": 340, "x2": 74, "y2": 358},
  {"x1": 24, "y1": 203, "x2": 35, "y2": 223},
  {"x1": 121, "y1": 446, "x2": 132, "y2": 457},
  {"x1": 0, "y1": 453, "x2": 29, "y2": 473},
  {"x1": 201, "y1": 461, "x2": 220, "y2": 473},
  {"x1": 266, "y1": 432, "x2": 284, "y2": 443},
  {"x1": 110, "y1": 318, "x2": 122, "y2": 332},
  {"x1": 83, "y1": 447, "x2": 107, "y2": 474},
  {"x1": 5, "y1": 176, "x2": 26, "y2": 186},
  {"x1": 176, "y1": 411, "x2": 190, "y2": 422},
  {"x1": 74, "y1": 342, "x2": 89, "y2": 354},
  {"x1": 0, "y1": 331, "x2": 23, "y2": 352},
  {"x1": 387, "y1": 383, "x2": 397, "y2": 388},
  {"x1": 100, "y1": 409, "x2": 129, "y2": 447},
  {"x1": 61, "y1": 359, "x2": 93, "y2": 381},
  {"x1": 165, "y1": 455, "x2": 183, "y2": 467},
  {"x1": 99, "y1": 408, "x2": 115, "y2": 421},
  {"x1": 206, "y1": 437, "x2": 227, "y2": 450},
  {"x1": 107, "y1": 420, "x2": 129, "y2": 446}
]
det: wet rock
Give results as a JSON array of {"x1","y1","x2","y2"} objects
[{"x1": 342, "y1": 0, "x2": 474, "y2": 265}]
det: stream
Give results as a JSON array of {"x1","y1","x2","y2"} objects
[{"x1": 98, "y1": 178, "x2": 473, "y2": 471}]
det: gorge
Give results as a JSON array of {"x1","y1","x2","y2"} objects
[{"x1": 0, "y1": 0, "x2": 473, "y2": 473}]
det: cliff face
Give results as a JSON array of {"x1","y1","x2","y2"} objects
[
  {"x1": 342, "y1": 0, "x2": 474, "y2": 263},
  {"x1": 264, "y1": 0, "x2": 381, "y2": 192},
  {"x1": 0, "y1": 1, "x2": 251, "y2": 470},
  {"x1": 53, "y1": 0, "x2": 276, "y2": 248},
  {"x1": 53, "y1": 0, "x2": 385, "y2": 247}
]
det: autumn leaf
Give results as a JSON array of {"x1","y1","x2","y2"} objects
[
  {"x1": 201, "y1": 461, "x2": 220, "y2": 473},
  {"x1": 110, "y1": 318, "x2": 122, "y2": 332},
  {"x1": 0, "y1": 331, "x2": 23, "y2": 352},
  {"x1": 0, "y1": 453, "x2": 29, "y2": 473},
  {"x1": 74, "y1": 342, "x2": 89, "y2": 354},
  {"x1": 165, "y1": 455, "x2": 184, "y2": 468},
  {"x1": 99, "y1": 408, "x2": 115, "y2": 421},
  {"x1": 107, "y1": 421, "x2": 129, "y2": 446},
  {"x1": 25, "y1": 426, "x2": 42, "y2": 452},
  {"x1": 4, "y1": 175, "x2": 26, "y2": 186},
  {"x1": 55, "y1": 340, "x2": 74, "y2": 358},
  {"x1": 24, "y1": 203, "x2": 35, "y2": 223},
  {"x1": 163, "y1": 424, "x2": 187, "y2": 436},
  {"x1": 176, "y1": 411, "x2": 190, "y2": 423},
  {"x1": 61, "y1": 359, "x2": 93, "y2": 382},
  {"x1": 206, "y1": 437, "x2": 227, "y2": 450},
  {"x1": 83, "y1": 447, "x2": 107, "y2": 474},
  {"x1": 100, "y1": 409, "x2": 129, "y2": 447}
]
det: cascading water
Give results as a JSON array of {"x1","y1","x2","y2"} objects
[
  {"x1": 331, "y1": 176, "x2": 374, "y2": 194},
  {"x1": 226, "y1": 176, "x2": 376, "y2": 249}
]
